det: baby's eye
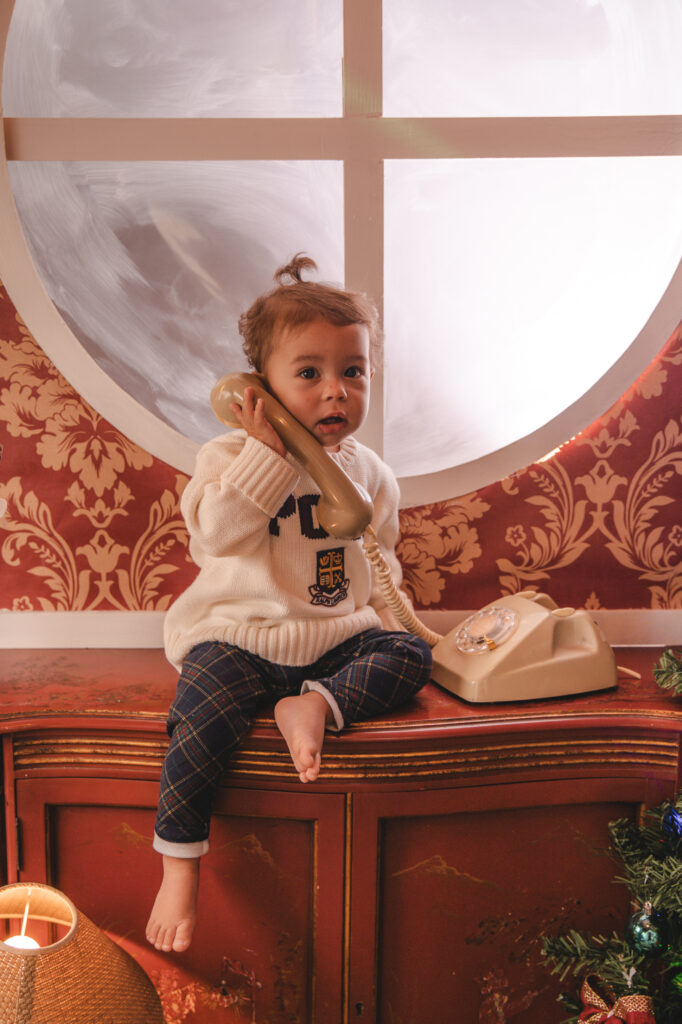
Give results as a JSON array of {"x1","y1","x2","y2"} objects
[
  {"x1": 344, "y1": 365, "x2": 364, "y2": 378},
  {"x1": 299, "y1": 367, "x2": 318, "y2": 379}
]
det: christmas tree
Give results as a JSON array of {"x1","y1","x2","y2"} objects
[
  {"x1": 653, "y1": 649, "x2": 682, "y2": 699},
  {"x1": 542, "y1": 650, "x2": 682, "y2": 1024}
]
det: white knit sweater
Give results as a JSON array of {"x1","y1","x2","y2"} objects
[{"x1": 164, "y1": 430, "x2": 406, "y2": 670}]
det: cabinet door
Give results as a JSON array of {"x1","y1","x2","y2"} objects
[
  {"x1": 348, "y1": 777, "x2": 665, "y2": 1024},
  {"x1": 15, "y1": 777, "x2": 346, "y2": 1024}
]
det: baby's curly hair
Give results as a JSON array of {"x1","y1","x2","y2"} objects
[{"x1": 238, "y1": 254, "x2": 381, "y2": 372}]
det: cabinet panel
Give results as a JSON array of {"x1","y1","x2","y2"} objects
[
  {"x1": 2, "y1": 648, "x2": 679, "y2": 1024},
  {"x1": 349, "y1": 777, "x2": 666, "y2": 1024},
  {"x1": 15, "y1": 778, "x2": 346, "y2": 1024}
]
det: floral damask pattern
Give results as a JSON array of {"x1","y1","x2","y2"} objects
[
  {"x1": 398, "y1": 324, "x2": 682, "y2": 611},
  {"x1": 0, "y1": 287, "x2": 195, "y2": 610},
  {"x1": 1, "y1": 276, "x2": 680, "y2": 614},
  {"x1": 396, "y1": 495, "x2": 490, "y2": 606}
]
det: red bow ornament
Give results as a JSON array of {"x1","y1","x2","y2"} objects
[{"x1": 578, "y1": 976, "x2": 656, "y2": 1024}]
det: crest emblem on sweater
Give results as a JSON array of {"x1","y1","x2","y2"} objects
[{"x1": 309, "y1": 547, "x2": 349, "y2": 607}]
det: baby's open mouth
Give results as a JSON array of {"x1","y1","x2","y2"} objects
[{"x1": 317, "y1": 414, "x2": 347, "y2": 435}]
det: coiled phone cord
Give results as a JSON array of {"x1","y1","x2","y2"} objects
[
  {"x1": 363, "y1": 526, "x2": 643, "y2": 681},
  {"x1": 361, "y1": 526, "x2": 443, "y2": 648}
]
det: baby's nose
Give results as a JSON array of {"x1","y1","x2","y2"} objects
[{"x1": 325, "y1": 377, "x2": 347, "y2": 399}]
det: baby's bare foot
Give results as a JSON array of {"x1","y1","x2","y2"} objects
[
  {"x1": 146, "y1": 855, "x2": 199, "y2": 953},
  {"x1": 274, "y1": 691, "x2": 332, "y2": 782}
]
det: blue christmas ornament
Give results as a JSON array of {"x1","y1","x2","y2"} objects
[{"x1": 661, "y1": 803, "x2": 682, "y2": 841}]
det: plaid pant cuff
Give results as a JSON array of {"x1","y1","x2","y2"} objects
[
  {"x1": 300, "y1": 680, "x2": 345, "y2": 732},
  {"x1": 153, "y1": 833, "x2": 210, "y2": 858}
]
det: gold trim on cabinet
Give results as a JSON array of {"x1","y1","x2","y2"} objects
[
  {"x1": 346, "y1": 707, "x2": 682, "y2": 730},
  {"x1": 342, "y1": 793, "x2": 352, "y2": 1024},
  {"x1": 5, "y1": 704, "x2": 682, "y2": 730},
  {"x1": 12, "y1": 733, "x2": 678, "y2": 779},
  {"x1": 311, "y1": 816, "x2": 319, "y2": 1017},
  {"x1": 224, "y1": 756, "x2": 676, "y2": 781},
  {"x1": 14, "y1": 735, "x2": 676, "y2": 755}
]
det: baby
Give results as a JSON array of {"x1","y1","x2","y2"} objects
[{"x1": 146, "y1": 255, "x2": 432, "y2": 953}]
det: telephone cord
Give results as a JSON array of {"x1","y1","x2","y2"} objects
[{"x1": 361, "y1": 527, "x2": 443, "y2": 648}]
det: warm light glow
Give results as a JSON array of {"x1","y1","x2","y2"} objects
[
  {"x1": 5, "y1": 934, "x2": 40, "y2": 950},
  {"x1": 536, "y1": 434, "x2": 580, "y2": 463},
  {"x1": 3, "y1": 886, "x2": 40, "y2": 949}
]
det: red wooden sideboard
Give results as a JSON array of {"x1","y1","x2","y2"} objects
[{"x1": 0, "y1": 647, "x2": 680, "y2": 1024}]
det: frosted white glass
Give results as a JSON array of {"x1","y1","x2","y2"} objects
[
  {"x1": 8, "y1": 161, "x2": 344, "y2": 442},
  {"x1": 384, "y1": 157, "x2": 682, "y2": 478},
  {"x1": 384, "y1": 0, "x2": 682, "y2": 116},
  {"x1": 3, "y1": 0, "x2": 342, "y2": 117}
]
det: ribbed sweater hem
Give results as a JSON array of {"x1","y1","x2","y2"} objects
[{"x1": 166, "y1": 608, "x2": 382, "y2": 671}]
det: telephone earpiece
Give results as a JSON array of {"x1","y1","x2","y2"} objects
[{"x1": 211, "y1": 372, "x2": 374, "y2": 540}]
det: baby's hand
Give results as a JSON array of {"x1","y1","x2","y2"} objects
[{"x1": 230, "y1": 386, "x2": 287, "y2": 459}]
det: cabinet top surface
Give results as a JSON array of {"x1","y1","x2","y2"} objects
[{"x1": 0, "y1": 646, "x2": 678, "y2": 740}]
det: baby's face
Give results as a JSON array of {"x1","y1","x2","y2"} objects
[{"x1": 263, "y1": 319, "x2": 373, "y2": 450}]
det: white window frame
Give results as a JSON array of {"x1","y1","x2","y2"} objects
[{"x1": 1, "y1": 0, "x2": 681, "y2": 504}]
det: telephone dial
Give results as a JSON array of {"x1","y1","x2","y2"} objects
[{"x1": 211, "y1": 372, "x2": 618, "y2": 703}]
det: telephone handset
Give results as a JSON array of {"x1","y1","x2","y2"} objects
[
  {"x1": 211, "y1": 372, "x2": 373, "y2": 541},
  {"x1": 211, "y1": 372, "x2": 440, "y2": 646},
  {"x1": 211, "y1": 373, "x2": 618, "y2": 703}
]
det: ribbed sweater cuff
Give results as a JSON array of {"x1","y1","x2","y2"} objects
[{"x1": 226, "y1": 435, "x2": 300, "y2": 516}]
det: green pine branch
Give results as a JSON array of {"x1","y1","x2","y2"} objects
[
  {"x1": 658, "y1": 987, "x2": 682, "y2": 1024},
  {"x1": 654, "y1": 648, "x2": 682, "y2": 696},
  {"x1": 609, "y1": 816, "x2": 663, "y2": 870},
  {"x1": 541, "y1": 660, "x2": 682, "y2": 1021},
  {"x1": 541, "y1": 930, "x2": 651, "y2": 995},
  {"x1": 556, "y1": 991, "x2": 583, "y2": 1024},
  {"x1": 608, "y1": 801, "x2": 682, "y2": 913},
  {"x1": 612, "y1": 859, "x2": 682, "y2": 913}
]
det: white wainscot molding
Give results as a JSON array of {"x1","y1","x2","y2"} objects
[{"x1": 1, "y1": 608, "x2": 681, "y2": 650}]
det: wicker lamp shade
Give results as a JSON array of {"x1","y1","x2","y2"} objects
[{"x1": 0, "y1": 883, "x2": 165, "y2": 1024}]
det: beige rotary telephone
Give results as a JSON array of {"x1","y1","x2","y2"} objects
[{"x1": 211, "y1": 373, "x2": 618, "y2": 703}]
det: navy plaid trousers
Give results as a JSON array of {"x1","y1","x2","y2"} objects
[{"x1": 154, "y1": 628, "x2": 431, "y2": 848}]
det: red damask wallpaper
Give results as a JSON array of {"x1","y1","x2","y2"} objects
[
  {"x1": 0, "y1": 277, "x2": 681, "y2": 614},
  {"x1": 398, "y1": 323, "x2": 682, "y2": 612},
  {"x1": 0, "y1": 283, "x2": 194, "y2": 612}
]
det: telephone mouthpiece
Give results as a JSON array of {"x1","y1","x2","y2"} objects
[{"x1": 317, "y1": 488, "x2": 373, "y2": 540}]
